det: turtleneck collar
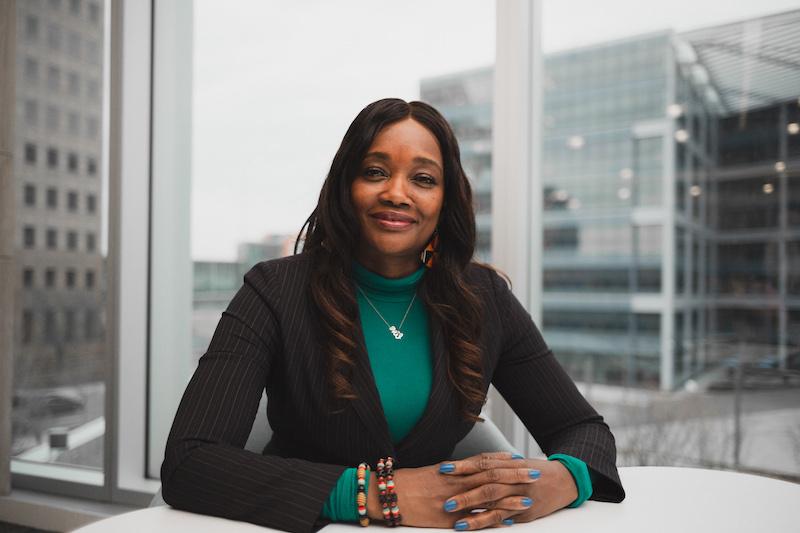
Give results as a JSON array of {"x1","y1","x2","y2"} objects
[{"x1": 353, "y1": 261, "x2": 425, "y2": 300}]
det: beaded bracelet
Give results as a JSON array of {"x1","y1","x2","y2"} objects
[
  {"x1": 357, "y1": 462, "x2": 370, "y2": 527},
  {"x1": 377, "y1": 457, "x2": 401, "y2": 527}
]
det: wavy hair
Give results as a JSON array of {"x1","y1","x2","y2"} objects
[{"x1": 296, "y1": 98, "x2": 485, "y2": 421}]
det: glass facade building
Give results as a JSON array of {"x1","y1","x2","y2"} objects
[{"x1": 421, "y1": 10, "x2": 800, "y2": 391}]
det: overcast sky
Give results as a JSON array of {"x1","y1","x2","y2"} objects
[{"x1": 191, "y1": 0, "x2": 800, "y2": 261}]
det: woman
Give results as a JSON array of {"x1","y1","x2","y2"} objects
[{"x1": 161, "y1": 99, "x2": 624, "y2": 533}]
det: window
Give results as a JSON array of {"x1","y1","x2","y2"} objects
[
  {"x1": 85, "y1": 269, "x2": 95, "y2": 289},
  {"x1": 66, "y1": 269, "x2": 77, "y2": 288},
  {"x1": 87, "y1": 193, "x2": 97, "y2": 213},
  {"x1": 87, "y1": 157, "x2": 97, "y2": 175},
  {"x1": 67, "y1": 231, "x2": 78, "y2": 251},
  {"x1": 89, "y1": 2, "x2": 100, "y2": 23},
  {"x1": 23, "y1": 268, "x2": 35, "y2": 288},
  {"x1": 70, "y1": 0, "x2": 81, "y2": 15},
  {"x1": 84, "y1": 309, "x2": 96, "y2": 340},
  {"x1": 87, "y1": 78, "x2": 100, "y2": 101},
  {"x1": 68, "y1": 71, "x2": 80, "y2": 95},
  {"x1": 68, "y1": 112, "x2": 80, "y2": 135},
  {"x1": 86, "y1": 117, "x2": 99, "y2": 138},
  {"x1": 46, "y1": 187, "x2": 58, "y2": 209},
  {"x1": 47, "y1": 147, "x2": 59, "y2": 169},
  {"x1": 68, "y1": 152, "x2": 79, "y2": 173},
  {"x1": 68, "y1": 190, "x2": 79, "y2": 211},
  {"x1": 65, "y1": 309, "x2": 76, "y2": 342},
  {"x1": 25, "y1": 15, "x2": 39, "y2": 41},
  {"x1": 44, "y1": 310, "x2": 57, "y2": 343},
  {"x1": 24, "y1": 143, "x2": 37, "y2": 164},
  {"x1": 47, "y1": 24, "x2": 61, "y2": 51},
  {"x1": 47, "y1": 65, "x2": 61, "y2": 91},
  {"x1": 67, "y1": 32, "x2": 81, "y2": 59},
  {"x1": 46, "y1": 228, "x2": 58, "y2": 250},
  {"x1": 86, "y1": 40, "x2": 100, "y2": 65},
  {"x1": 23, "y1": 226, "x2": 35, "y2": 248},
  {"x1": 46, "y1": 105, "x2": 60, "y2": 132},
  {"x1": 86, "y1": 232, "x2": 97, "y2": 252},
  {"x1": 24, "y1": 100, "x2": 38, "y2": 126},
  {"x1": 22, "y1": 311, "x2": 34, "y2": 344},
  {"x1": 49, "y1": 0, "x2": 62, "y2": 10},
  {"x1": 24, "y1": 184, "x2": 36, "y2": 206},
  {"x1": 45, "y1": 268, "x2": 56, "y2": 288},
  {"x1": 24, "y1": 57, "x2": 38, "y2": 82}
]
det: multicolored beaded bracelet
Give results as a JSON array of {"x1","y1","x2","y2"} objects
[
  {"x1": 357, "y1": 462, "x2": 370, "y2": 527},
  {"x1": 377, "y1": 457, "x2": 401, "y2": 527}
]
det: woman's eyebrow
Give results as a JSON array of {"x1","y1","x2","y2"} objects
[{"x1": 363, "y1": 152, "x2": 443, "y2": 173}]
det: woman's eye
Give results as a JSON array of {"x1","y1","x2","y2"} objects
[
  {"x1": 363, "y1": 167, "x2": 387, "y2": 179},
  {"x1": 414, "y1": 174, "x2": 437, "y2": 186}
]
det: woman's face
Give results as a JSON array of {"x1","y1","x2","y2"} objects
[{"x1": 351, "y1": 118, "x2": 445, "y2": 276}]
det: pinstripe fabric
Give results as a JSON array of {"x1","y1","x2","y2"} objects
[{"x1": 160, "y1": 253, "x2": 624, "y2": 533}]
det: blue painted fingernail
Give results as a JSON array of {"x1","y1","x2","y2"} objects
[
  {"x1": 529, "y1": 469, "x2": 540, "y2": 479},
  {"x1": 502, "y1": 518, "x2": 514, "y2": 526},
  {"x1": 455, "y1": 520, "x2": 469, "y2": 531},
  {"x1": 440, "y1": 463, "x2": 456, "y2": 474},
  {"x1": 511, "y1": 453, "x2": 525, "y2": 459},
  {"x1": 521, "y1": 497, "x2": 533, "y2": 507},
  {"x1": 444, "y1": 499, "x2": 458, "y2": 512}
]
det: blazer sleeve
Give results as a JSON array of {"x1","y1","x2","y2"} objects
[
  {"x1": 486, "y1": 270, "x2": 625, "y2": 503},
  {"x1": 160, "y1": 266, "x2": 346, "y2": 533}
]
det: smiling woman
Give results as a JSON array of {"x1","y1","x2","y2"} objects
[{"x1": 160, "y1": 99, "x2": 624, "y2": 533}]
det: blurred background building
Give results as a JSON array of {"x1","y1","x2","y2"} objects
[{"x1": 422, "y1": 9, "x2": 800, "y2": 392}]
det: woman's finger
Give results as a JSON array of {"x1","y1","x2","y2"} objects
[
  {"x1": 444, "y1": 487, "x2": 534, "y2": 514},
  {"x1": 453, "y1": 509, "x2": 518, "y2": 531},
  {"x1": 439, "y1": 453, "x2": 531, "y2": 476}
]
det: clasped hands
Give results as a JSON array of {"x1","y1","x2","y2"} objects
[{"x1": 366, "y1": 452, "x2": 578, "y2": 530}]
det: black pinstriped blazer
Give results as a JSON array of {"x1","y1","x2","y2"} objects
[{"x1": 161, "y1": 253, "x2": 624, "y2": 533}]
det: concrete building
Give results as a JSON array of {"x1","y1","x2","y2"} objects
[
  {"x1": 421, "y1": 10, "x2": 800, "y2": 391},
  {"x1": 13, "y1": 0, "x2": 106, "y2": 392}
]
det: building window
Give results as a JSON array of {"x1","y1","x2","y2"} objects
[
  {"x1": 24, "y1": 100, "x2": 38, "y2": 126},
  {"x1": 86, "y1": 117, "x2": 99, "y2": 138},
  {"x1": 46, "y1": 105, "x2": 60, "y2": 132},
  {"x1": 85, "y1": 270, "x2": 95, "y2": 289},
  {"x1": 89, "y1": 2, "x2": 99, "y2": 23},
  {"x1": 86, "y1": 40, "x2": 100, "y2": 65},
  {"x1": 68, "y1": 112, "x2": 80, "y2": 135},
  {"x1": 47, "y1": 187, "x2": 58, "y2": 209},
  {"x1": 84, "y1": 309, "x2": 96, "y2": 340},
  {"x1": 47, "y1": 147, "x2": 59, "y2": 169},
  {"x1": 87, "y1": 79, "x2": 100, "y2": 100},
  {"x1": 22, "y1": 311, "x2": 34, "y2": 344},
  {"x1": 25, "y1": 143, "x2": 37, "y2": 165},
  {"x1": 87, "y1": 194, "x2": 97, "y2": 213},
  {"x1": 68, "y1": 191, "x2": 79, "y2": 211},
  {"x1": 46, "y1": 228, "x2": 58, "y2": 250},
  {"x1": 47, "y1": 23, "x2": 61, "y2": 51},
  {"x1": 70, "y1": 0, "x2": 81, "y2": 15},
  {"x1": 67, "y1": 32, "x2": 81, "y2": 60},
  {"x1": 49, "y1": 0, "x2": 62, "y2": 10},
  {"x1": 44, "y1": 310, "x2": 56, "y2": 343},
  {"x1": 24, "y1": 57, "x2": 38, "y2": 83},
  {"x1": 67, "y1": 231, "x2": 78, "y2": 251},
  {"x1": 65, "y1": 309, "x2": 76, "y2": 342},
  {"x1": 45, "y1": 268, "x2": 56, "y2": 288},
  {"x1": 25, "y1": 15, "x2": 39, "y2": 41},
  {"x1": 68, "y1": 71, "x2": 80, "y2": 95},
  {"x1": 24, "y1": 184, "x2": 36, "y2": 206},
  {"x1": 23, "y1": 226, "x2": 35, "y2": 248},
  {"x1": 23, "y1": 268, "x2": 35, "y2": 288},
  {"x1": 66, "y1": 269, "x2": 76, "y2": 288},
  {"x1": 86, "y1": 232, "x2": 97, "y2": 252},
  {"x1": 68, "y1": 152, "x2": 79, "y2": 173},
  {"x1": 87, "y1": 157, "x2": 97, "y2": 175},
  {"x1": 47, "y1": 65, "x2": 61, "y2": 93}
]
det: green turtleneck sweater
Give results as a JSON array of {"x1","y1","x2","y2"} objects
[{"x1": 321, "y1": 264, "x2": 592, "y2": 522}]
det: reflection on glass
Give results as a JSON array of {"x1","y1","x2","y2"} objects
[{"x1": 12, "y1": 0, "x2": 107, "y2": 476}]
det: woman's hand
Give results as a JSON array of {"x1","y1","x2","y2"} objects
[
  {"x1": 366, "y1": 452, "x2": 541, "y2": 528},
  {"x1": 439, "y1": 453, "x2": 578, "y2": 530}
]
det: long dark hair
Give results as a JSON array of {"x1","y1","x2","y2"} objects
[{"x1": 296, "y1": 98, "x2": 485, "y2": 421}]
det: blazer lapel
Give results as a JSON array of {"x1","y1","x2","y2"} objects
[
  {"x1": 395, "y1": 314, "x2": 455, "y2": 459},
  {"x1": 348, "y1": 314, "x2": 395, "y2": 454}
]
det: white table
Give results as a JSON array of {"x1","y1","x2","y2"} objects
[{"x1": 72, "y1": 467, "x2": 800, "y2": 532}]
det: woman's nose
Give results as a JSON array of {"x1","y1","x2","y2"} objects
[{"x1": 379, "y1": 176, "x2": 410, "y2": 206}]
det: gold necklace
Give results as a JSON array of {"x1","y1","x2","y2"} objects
[{"x1": 357, "y1": 286, "x2": 416, "y2": 340}]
